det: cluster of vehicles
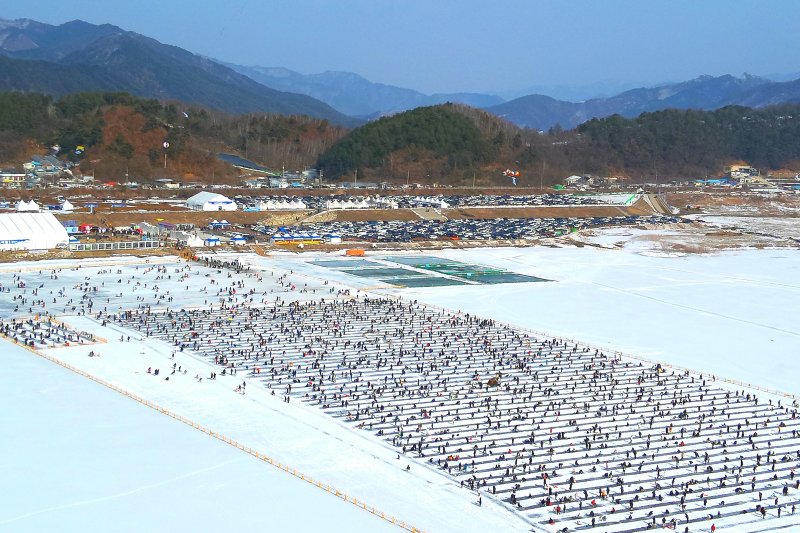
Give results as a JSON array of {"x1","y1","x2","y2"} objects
[
  {"x1": 424, "y1": 193, "x2": 612, "y2": 208},
  {"x1": 233, "y1": 193, "x2": 611, "y2": 211},
  {"x1": 254, "y1": 215, "x2": 683, "y2": 244}
]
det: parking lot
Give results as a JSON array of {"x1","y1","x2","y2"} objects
[
  {"x1": 237, "y1": 192, "x2": 621, "y2": 211},
  {"x1": 256, "y1": 215, "x2": 683, "y2": 243}
]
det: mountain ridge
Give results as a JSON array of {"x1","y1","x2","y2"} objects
[
  {"x1": 2, "y1": 17, "x2": 800, "y2": 133},
  {"x1": 226, "y1": 63, "x2": 505, "y2": 117},
  {"x1": 0, "y1": 18, "x2": 355, "y2": 125},
  {"x1": 486, "y1": 73, "x2": 800, "y2": 130}
]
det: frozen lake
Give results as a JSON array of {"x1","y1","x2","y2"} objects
[
  {"x1": 375, "y1": 244, "x2": 800, "y2": 396},
  {"x1": 2, "y1": 233, "x2": 799, "y2": 532},
  {"x1": 0, "y1": 341, "x2": 397, "y2": 533}
]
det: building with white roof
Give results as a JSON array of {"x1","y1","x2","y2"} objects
[
  {"x1": 186, "y1": 192, "x2": 237, "y2": 211},
  {"x1": 0, "y1": 212, "x2": 69, "y2": 250}
]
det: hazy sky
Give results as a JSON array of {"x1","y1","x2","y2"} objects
[{"x1": 4, "y1": 0, "x2": 800, "y2": 94}]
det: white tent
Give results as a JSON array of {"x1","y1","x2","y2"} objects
[
  {"x1": 0, "y1": 212, "x2": 69, "y2": 250},
  {"x1": 16, "y1": 200, "x2": 40, "y2": 212},
  {"x1": 186, "y1": 192, "x2": 237, "y2": 212},
  {"x1": 186, "y1": 234, "x2": 204, "y2": 247},
  {"x1": 61, "y1": 199, "x2": 74, "y2": 212}
]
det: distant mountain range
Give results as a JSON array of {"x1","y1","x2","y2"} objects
[
  {"x1": 498, "y1": 79, "x2": 661, "y2": 102},
  {"x1": 225, "y1": 64, "x2": 505, "y2": 118},
  {"x1": 2, "y1": 18, "x2": 800, "y2": 132},
  {"x1": 226, "y1": 65, "x2": 800, "y2": 130},
  {"x1": 0, "y1": 18, "x2": 354, "y2": 125},
  {"x1": 486, "y1": 74, "x2": 800, "y2": 130}
]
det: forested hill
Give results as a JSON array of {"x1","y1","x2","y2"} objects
[
  {"x1": 4, "y1": 91, "x2": 800, "y2": 185},
  {"x1": 574, "y1": 105, "x2": 800, "y2": 174},
  {"x1": 0, "y1": 91, "x2": 347, "y2": 182},
  {"x1": 317, "y1": 103, "x2": 800, "y2": 182},
  {"x1": 316, "y1": 104, "x2": 506, "y2": 179}
]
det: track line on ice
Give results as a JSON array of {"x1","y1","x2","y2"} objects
[
  {"x1": 744, "y1": 519, "x2": 800, "y2": 533},
  {"x1": 0, "y1": 459, "x2": 241, "y2": 525},
  {"x1": 638, "y1": 263, "x2": 800, "y2": 291},
  {"x1": 589, "y1": 281, "x2": 800, "y2": 336},
  {"x1": 508, "y1": 248, "x2": 800, "y2": 291},
  {"x1": 16, "y1": 329, "x2": 428, "y2": 533}
]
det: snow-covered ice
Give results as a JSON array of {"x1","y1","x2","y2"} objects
[
  {"x1": 0, "y1": 341, "x2": 396, "y2": 533},
  {"x1": 2, "y1": 233, "x2": 799, "y2": 532},
  {"x1": 380, "y1": 244, "x2": 800, "y2": 396}
]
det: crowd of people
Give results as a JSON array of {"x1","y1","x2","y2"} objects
[
  {"x1": 0, "y1": 316, "x2": 95, "y2": 348},
  {"x1": 3, "y1": 255, "x2": 799, "y2": 531},
  {"x1": 115, "y1": 292, "x2": 800, "y2": 531}
]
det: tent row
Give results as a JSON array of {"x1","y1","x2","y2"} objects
[
  {"x1": 15, "y1": 200, "x2": 41, "y2": 212},
  {"x1": 257, "y1": 198, "x2": 307, "y2": 210},
  {"x1": 325, "y1": 198, "x2": 399, "y2": 209}
]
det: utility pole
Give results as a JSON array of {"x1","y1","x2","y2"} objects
[
  {"x1": 406, "y1": 169, "x2": 410, "y2": 188},
  {"x1": 354, "y1": 169, "x2": 358, "y2": 189},
  {"x1": 163, "y1": 141, "x2": 169, "y2": 170},
  {"x1": 540, "y1": 159, "x2": 546, "y2": 191},
  {"x1": 472, "y1": 170, "x2": 476, "y2": 189}
]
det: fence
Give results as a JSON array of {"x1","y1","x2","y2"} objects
[
  {"x1": 0, "y1": 255, "x2": 176, "y2": 273},
  {"x1": 69, "y1": 240, "x2": 165, "y2": 252}
]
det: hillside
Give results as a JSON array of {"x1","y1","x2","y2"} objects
[
  {"x1": 573, "y1": 104, "x2": 800, "y2": 175},
  {"x1": 317, "y1": 104, "x2": 516, "y2": 183},
  {"x1": 0, "y1": 18, "x2": 354, "y2": 125},
  {"x1": 487, "y1": 74, "x2": 800, "y2": 130},
  {"x1": 4, "y1": 90, "x2": 800, "y2": 186},
  {"x1": 0, "y1": 91, "x2": 347, "y2": 182},
  {"x1": 317, "y1": 102, "x2": 800, "y2": 183}
]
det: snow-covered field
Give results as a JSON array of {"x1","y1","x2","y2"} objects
[
  {"x1": 702, "y1": 215, "x2": 800, "y2": 241},
  {"x1": 2, "y1": 228, "x2": 799, "y2": 532},
  {"x1": 0, "y1": 341, "x2": 396, "y2": 533}
]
